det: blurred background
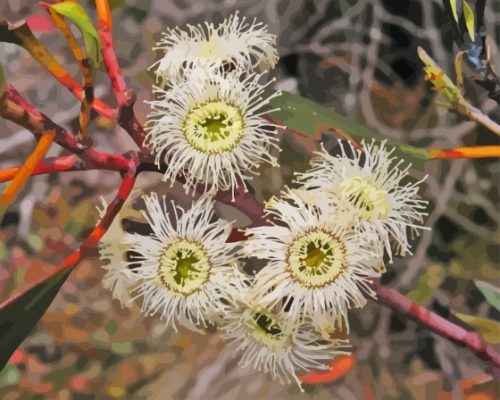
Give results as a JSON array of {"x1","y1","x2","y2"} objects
[{"x1": 0, "y1": 0, "x2": 499, "y2": 398}]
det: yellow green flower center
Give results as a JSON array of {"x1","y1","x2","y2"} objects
[
  {"x1": 246, "y1": 310, "x2": 286, "y2": 348},
  {"x1": 287, "y1": 230, "x2": 347, "y2": 288},
  {"x1": 340, "y1": 177, "x2": 390, "y2": 220},
  {"x1": 157, "y1": 239, "x2": 211, "y2": 296},
  {"x1": 184, "y1": 101, "x2": 244, "y2": 154}
]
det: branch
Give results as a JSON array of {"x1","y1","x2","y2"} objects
[
  {"x1": 372, "y1": 280, "x2": 500, "y2": 369},
  {"x1": 1, "y1": 84, "x2": 85, "y2": 154},
  {"x1": 1, "y1": 85, "x2": 130, "y2": 172},
  {"x1": 0, "y1": 132, "x2": 53, "y2": 216},
  {"x1": 0, "y1": 152, "x2": 129, "y2": 184},
  {"x1": 0, "y1": 153, "x2": 139, "y2": 308},
  {"x1": 95, "y1": 0, "x2": 126, "y2": 106},
  {"x1": 41, "y1": 2, "x2": 94, "y2": 139},
  {"x1": 94, "y1": 0, "x2": 146, "y2": 149},
  {"x1": 0, "y1": 20, "x2": 114, "y2": 120}
]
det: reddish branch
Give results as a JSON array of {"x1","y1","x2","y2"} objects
[
  {"x1": 0, "y1": 154, "x2": 139, "y2": 309},
  {"x1": 1, "y1": 84, "x2": 130, "y2": 171},
  {"x1": 0, "y1": 153, "x2": 129, "y2": 184},
  {"x1": 0, "y1": 20, "x2": 115, "y2": 120},
  {"x1": 95, "y1": 0, "x2": 146, "y2": 149},
  {"x1": 372, "y1": 280, "x2": 500, "y2": 369}
]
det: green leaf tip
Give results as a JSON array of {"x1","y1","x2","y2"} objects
[{"x1": 51, "y1": 2, "x2": 102, "y2": 67}]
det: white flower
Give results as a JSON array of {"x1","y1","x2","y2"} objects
[
  {"x1": 296, "y1": 140, "x2": 428, "y2": 259},
  {"x1": 222, "y1": 284, "x2": 349, "y2": 389},
  {"x1": 151, "y1": 12, "x2": 278, "y2": 85},
  {"x1": 243, "y1": 190, "x2": 382, "y2": 327},
  {"x1": 124, "y1": 193, "x2": 240, "y2": 329},
  {"x1": 145, "y1": 66, "x2": 281, "y2": 198},
  {"x1": 97, "y1": 198, "x2": 135, "y2": 306}
]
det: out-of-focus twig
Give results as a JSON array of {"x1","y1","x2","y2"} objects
[
  {"x1": 418, "y1": 47, "x2": 500, "y2": 136},
  {"x1": 372, "y1": 279, "x2": 500, "y2": 369}
]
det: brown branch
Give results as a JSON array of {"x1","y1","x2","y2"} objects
[{"x1": 372, "y1": 280, "x2": 500, "y2": 369}]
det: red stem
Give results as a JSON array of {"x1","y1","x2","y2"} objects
[
  {"x1": 95, "y1": 0, "x2": 146, "y2": 149},
  {"x1": 97, "y1": 25, "x2": 127, "y2": 107},
  {"x1": 2, "y1": 84, "x2": 130, "y2": 170},
  {"x1": 0, "y1": 154, "x2": 139, "y2": 308},
  {"x1": 372, "y1": 280, "x2": 500, "y2": 369},
  {"x1": 0, "y1": 153, "x2": 129, "y2": 184}
]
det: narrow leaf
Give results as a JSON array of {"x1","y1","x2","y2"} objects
[
  {"x1": 475, "y1": 280, "x2": 500, "y2": 312},
  {"x1": 51, "y1": 2, "x2": 102, "y2": 67},
  {"x1": 462, "y1": 0, "x2": 475, "y2": 41},
  {"x1": 455, "y1": 312, "x2": 500, "y2": 345},
  {"x1": 0, "y1": 268, "x2": 71, "y2": 371},
  {"x1": 450, "y1": 0, "x2": 460, "y2": 22},
  {"x1": 269, "y1": 91, "x2": 429, "y2": 169}
]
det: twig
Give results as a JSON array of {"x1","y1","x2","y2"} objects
[
  {"x1": 0, "y1": 20, "x2": 114, "y2": 120},
  {"x1": 95, "y1": 0, "x2": 126, "y2": 106},
  {"x1": 372, "y1": 280, "x2": 500, "y2": 369},
  {"x1": 41, "y1": 2, "x2": 94, "y2": 139},
  {"x1": 0, "y1": 153, "x2": 139, "y2": 307},
  {"x1": 94, "y1": 0, "x2": 146, "y2": 149},
  {"x1": 0, "y1": 132, "x2": 53, "y2": 216},
  {"x1": 0, "y1": 153, "x2": 129, "y2": 184},
  {"x1": 419, "y1": 47, "x2": 500, "y2": 136},
  {"x1": 1, "y1": 85, "x2": 130, "y2": 173}
]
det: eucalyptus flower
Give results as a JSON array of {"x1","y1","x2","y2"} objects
[
  {"x1": 243, "y1": 190, "x2": 382, "y2": 327},
  {"x1": 151, "y1": 12, "x2": 278, "y2": 85},
  {"x1": 146, "y1": 66, "x2": 281, "y2": 198},
  {"x1": 296, "y1": 140, "x2": 428, "y2": 259},
  {"x1": 124, "y1": 193, "x2": 240, "y2": 329},
  {"x1": 97, "y1": 199, "x2": 135, "y2": 307},
  {"x1": 222, "y1": 285, "x2": 349, "y2": 389}
]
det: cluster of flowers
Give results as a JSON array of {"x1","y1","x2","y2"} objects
[{"x1": 99, "y1": 13, "x2": 428, "y2": 388}]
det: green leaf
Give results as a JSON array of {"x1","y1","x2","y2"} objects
[
  {"x1": 455, "y1": 312, "x2": 500, "y2": 345},
  {"x1": 449, "y1": 0, "x2": 460, "y2": 22},
  {"x1": 475, "y1": 280, "x2": 500, "y2": 312},
  {"x1": 51, "y1": 2, "x2": 102, "y2": 67},
  {"x1": 462, "y1": 0, "x2": 475, "y2": 41},
  {"x1": 0, "y1": 268, "x2": 71, "y2": 371},
  {"x1": 269, "y1": 91, "x2": 429, "y2": 169}
]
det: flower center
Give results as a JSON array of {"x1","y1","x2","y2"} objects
[
  {"x1": 340, "y1": 177, "x2": 390, "y2": 220},
  {"x1": 287, "y1": 230, "x2": 346, "y2": 288},
  {"x1": 246, "y1": 310, "x2": 286, "y2": 348},
  {"x1": 184, "y1": 101, "x2": 244, "y2": 154},
  {"x1": 157, "y1": 239, "x2": 211, "y2": 296}
]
